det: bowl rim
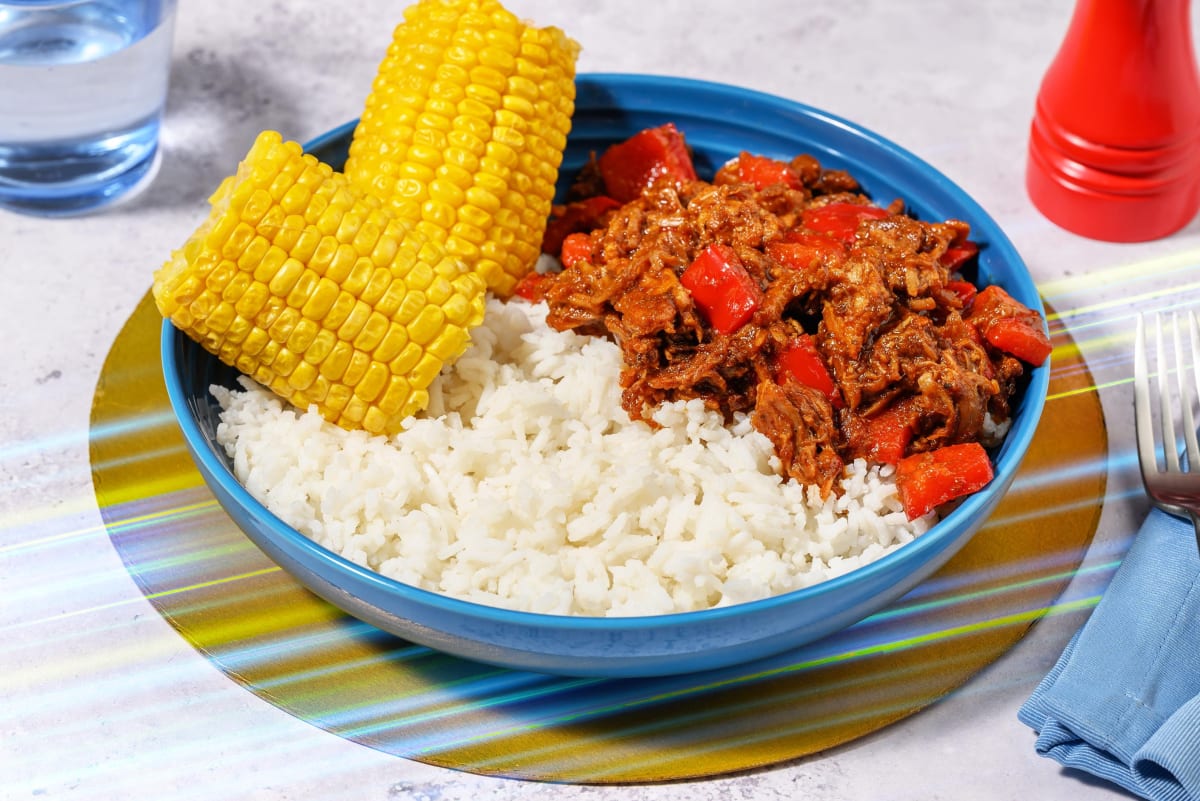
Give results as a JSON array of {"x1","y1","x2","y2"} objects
[{"x1": 162, "y1": 71, "x2": 1050, "y2": 632}]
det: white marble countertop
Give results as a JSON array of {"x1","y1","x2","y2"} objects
[{"x1": 5, "y1": 1, "x2": 1200, "y2": 798}]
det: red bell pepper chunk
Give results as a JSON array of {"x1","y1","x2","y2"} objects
[
  {"x1": 944, "y1": 279, "x2": 978, "y2": 307},
  {"x1": 965, "y1": 285, "x2": 1053, "y2": 365},
  {"x1": 767, "y1": 241, "x2": 825, "y2": 272},
  {"x1": 597, "y1": 123, "x2": 698, "y2": 203},
  {"x1": 782, "y1": 228, "x2": 846, "y2": 248},
  {"x1": 864, "y1": 401, "x2": 919, "y2": 464},
  {"x1": 801, "y1": 202, "x2": 890, "y2": 245},
  {"x1": 680, "y1": 243, "x2": 762, "y2": 334},
  {"x1": 512, "y1": 271, "x2": 551, "y2": 302},
  {"x1": 734, "y1": 152, "x2": 803, "y2": 191},
  {"x1": 559, "y1": 232, "x2": 593, "y2": 270},
  {"x1": 940, "y1": 240, "x2": 979, "y2": 271},
  {"x1": 766, "y1": 232, "x2": 846, "y2": 271},
  {"x1": 774, "y1": 334, "x2": 842, "y2": 407},
  {"x1": 895, "y1": 442, "x2": 994, "y2": 521},
  {"x1": 541, "y1": 195, "x2": 620, "y2": 255},
  {"x1": 985, "y1": 317, "x2": 1054, "y2": 365}
]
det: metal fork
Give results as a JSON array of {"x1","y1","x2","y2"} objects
[{"x1": 1133, "y1": 311, "x2": 1200, "y2": 553}]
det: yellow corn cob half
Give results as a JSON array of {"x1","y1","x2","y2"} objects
[
  {"x1": 345, "y1": 0, "x2": 580, "y2": 297},
  {"x1": 153, "y1": 130, "x2": 487, "y2": 436}
]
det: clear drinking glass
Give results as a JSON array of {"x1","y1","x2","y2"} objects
[{"x1": 0, "y1": 0, "x2": 177, "y2": 217}]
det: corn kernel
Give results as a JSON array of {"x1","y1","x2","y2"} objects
[
  {"x1": 341, "y1": 350, "x2": 371, "y2": 388},
  {"x1": 271, "y1": 346, "x2": 299, "y2": 377},
  {"x1": 267, "y1": 307, "x2": 302, "y2": 344},
  {"x1": 339, "y1": 396, "x2": 369, "y2": 426},
  {"x1": 304, "y1": 329, "x2": 337, "y2": 365},
  {"x1": 408, "y1": 303, "x2": 446, "y2": 346},
  {"x1": 288, "y1": 361, "x2": 319, "y2": 392},
  {"x1": 234, "y1": 238, "x2": 268, "y2": 275},
  {"x1": 268, "y1": 257, "x2": 304, "y2": 297},
  {"x1": 285, "y1": 269, "x2": 319, "y2": 309},
  {"x1": 389, "y1": 342, "x2": 424, "y2": 375},
  {"x1": 286, "y1": 318, "x2": 319, "y2": 353},
  {"x1": 377, "y1": 374, "x2": 413, "y2": 415},
  {"x1": 338, "y1": 300, "x2": 373, "y2": 341},
  {"x1": 374, "y1": 325, "x2": 409, "y2": 362},
  {"x1": 251, "y1": 245, "x2": 288, "y2": 285},
  {"x1": 353, "y1": 311, "x2": 390, "y2": 352},
  {"x1": 360, "y1": 267, "x2": 392, "y2": 306},
  {"x1": 355, "y1": 362, "x2": 390, "y2": 403}
]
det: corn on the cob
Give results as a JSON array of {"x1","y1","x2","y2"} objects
[
  {"x1": 153, "y1": 130, "x2": 487, "y2": 436},
  {"x1": 345, "y1": 0, "x2": 579, "y2": 297}
]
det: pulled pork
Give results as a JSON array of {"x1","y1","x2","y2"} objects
[{"x1": 534, "y1": 150, "x2": 1035, "y2": 496}]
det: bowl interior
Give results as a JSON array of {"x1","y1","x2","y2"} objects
[{"x1": 165, "y1": 73, "x2": 1048, "y2": 632}]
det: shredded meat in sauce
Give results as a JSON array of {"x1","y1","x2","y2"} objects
[{"x1": 532, "y1": 145, "x2": 1039, "y2": 498}]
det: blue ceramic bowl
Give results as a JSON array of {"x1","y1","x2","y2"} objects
[{"x1": 162, "y1": 74, "x2": 1049, "y2": 678}]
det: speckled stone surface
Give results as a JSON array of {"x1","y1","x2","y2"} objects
[{"x1": 4, "y1": 1, "x2": 1199, "y2": 798}]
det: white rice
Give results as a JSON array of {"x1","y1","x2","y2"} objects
[{"x1": 213, "y1": 298, "x2": 933, "y2": 617}]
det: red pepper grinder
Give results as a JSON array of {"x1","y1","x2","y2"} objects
[{"x1": 1026, "y1": 0, "x2": 1200, "y2": 242}]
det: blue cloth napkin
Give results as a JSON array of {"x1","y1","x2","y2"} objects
[{"x1": 1019, "y1": 507, "x2": 1200, "y2": 801}]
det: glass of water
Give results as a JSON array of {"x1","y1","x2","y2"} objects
[{"x1": 0, "y1": 0, "x2": 177, "y2": 217}]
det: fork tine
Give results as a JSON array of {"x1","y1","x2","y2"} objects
[
  {"x1": 1134, "y1": 313, "x2": 1159, "y2": 475},
  {"x1": 1135, "y1": 311, "x2": 1200, "y2": 552},
  {"x1": 1155, "y1": 312, "x2": 1181, "y2": 473},
  {"x1": 1184, "y1": 311, "x2": 1200, "y2": 470}
]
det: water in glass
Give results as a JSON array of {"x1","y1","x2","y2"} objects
[{"x1": 0, "y1": 0, "x2": 176, "y2": 216}]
